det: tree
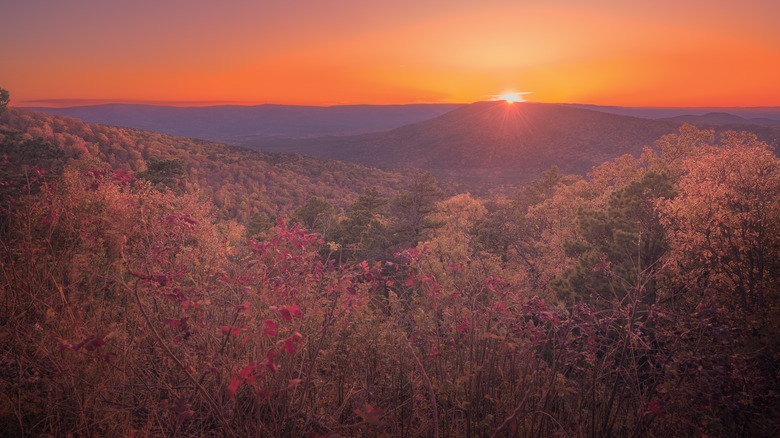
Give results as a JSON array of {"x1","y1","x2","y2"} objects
[
  {"x1": 471, "y1": 166, "x2": 574, "y2": 289},
  {"x1": 389, "y1": 171, "x2": 445, "y2": 247},
  {"x1": 135, "y1": 157, "x2": 185, "y2": 191},
  {"x1": 335, "y1": 187, "x2": 390, "y2": 261},
  {"x1": 556, "y1": 171, "x2": 675, "y2": 304},
  {"x1": 657, "y1": 134, "x2": 780, "y2": 315},
  {"x1": 245, "y1": 212, "x2": 274, "y2": 240},
  {"x1": 0, "y1": 88, "x2": 9, "y2": 114},
  {"x1": 291, "y1": 196, "x2": 340, "y2": 239}
]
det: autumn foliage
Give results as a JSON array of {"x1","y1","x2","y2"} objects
[{"x1": 1, "y1": 115, "x2": 778, "y2": 437}]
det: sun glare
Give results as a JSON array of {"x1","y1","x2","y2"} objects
[
  {"x1": 491, "y1": 92, "x2": 530, "y2": 104},
  {"x1": 501, "y1": 94, "x2": 522, "y2": 103}
]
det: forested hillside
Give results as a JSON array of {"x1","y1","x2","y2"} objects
[
  {"x1": 1, "y1": 109, "x2": 412, "y2": 221},
  {"x1": 1, "y1": 100, "x2": 778, "y2": 437}
]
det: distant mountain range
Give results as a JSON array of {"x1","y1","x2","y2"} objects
[
  {"x1": 565, "y1": 104, "x2": 780, "y2": 122},
  {"x1": 249, "y1": 102, "x2": 688, "y2": 187},
  {"x1": 659, "y1": 112, "x2": 780, "y2": 125},
  {"x1": 27, "y1": 103, "x2": 780, "y2": 147},
  {"x1": 24, "y1": 101, "x2": 780, "y2": 190},
  {"x1": 25, "y1": 103, "x2": 463, "y2": 143}
]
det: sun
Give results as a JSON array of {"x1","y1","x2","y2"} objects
[{"x1": 490, "y1": 91, "x2": 530, "y2": 104}]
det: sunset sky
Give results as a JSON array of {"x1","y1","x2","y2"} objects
[{"x1": 2, "y1": 0, "x2": 779, "y2": 107}]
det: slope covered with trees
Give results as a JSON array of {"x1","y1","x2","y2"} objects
[
  {"x1": 1, "y1": 92, "x2": 778, "y2": 437},
  {"x1": 1, "y1": 108, "x2": 412, "y2": 221}
]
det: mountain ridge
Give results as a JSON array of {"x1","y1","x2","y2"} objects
[
  {"x1": 24, "y1": 103, "x2": 464, "y2": 143},
  {"x1": 249, "y1": 101, "x2": 686, "y2": 187},
  {"x1": 660, "y1": 112, "x2": 780, "y2": 125}
]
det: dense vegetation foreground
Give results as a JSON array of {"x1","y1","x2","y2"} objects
[{"x1": 1, "y1": 105, "x2": 779, "y2": 436}]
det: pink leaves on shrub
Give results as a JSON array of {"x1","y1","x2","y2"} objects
[
  {"x1": 130, "y1": 268, "x2": 187, "y2": 287},
  {"x1": 221, "y1": 326, "x2": 244, "y2": 336},
  {"x1": 263, "y1": 320, "x2": 277, "y2": 337},
  {"x1": 159, "y1": 211, "x2": 199, "y2": 230},
  {"x1": 170, "y1": 396, "x2": 195, "y2": 422},
  {"x1": 84, "y1": 169, "x2": 105, "y2": 191},
  {"x1": 227, "y1": 350, "x2": 279, "y2": 398},
  {"x1": 646, "y1": 399, "x2": 666, "y2": 416},
  {"x1": 234, "y1": 302, "x2": 250, "y2": 314},
  {"x1": 228, "y1": 362, "x2": 259, "y2": 397},
  {"x1": 162, "y1": 316, "x2": 188, "y2": 329},
  {"x1": 69, "y1": 334, "x2": 106, "y2": 352},
  {"x1": 354, "y1": 403, "x2": 384, "y2": 424},
  {"x1": 280, "y1": 332, "x2": 302, "y2": 354},
  {"x1": 59, "y1": 334, "x2": 112, "y2": 359},
  {"x1": 277, "y1": 305, "x2": 302, "y2": 321},
  {"x1": 111, "y1": 168, "x2": 134, "y2": 185}
]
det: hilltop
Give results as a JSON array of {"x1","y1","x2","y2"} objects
[{"x1": 250, "y1": 102, "x2": 685, "y2": 188}]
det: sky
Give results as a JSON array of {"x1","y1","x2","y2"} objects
[{"x1": 2, "y1": 0, "x2": 779, "y2": 107}]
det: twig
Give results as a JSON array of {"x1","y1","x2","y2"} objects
[
  {"x1": 404, "y1": 335, "x2": 439, "y2": 438},
  {"x1": 490, "y1": 385, "x2": 533, "y2": 438},
  {"x1": 130, "y1": 281, "x2": 235, "y2": 436}
]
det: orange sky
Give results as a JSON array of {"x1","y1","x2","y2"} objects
[{"x1": 2, "y1": 0, "x2": 779, "y2": 107}]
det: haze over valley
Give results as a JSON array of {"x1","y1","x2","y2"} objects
[{"x1": 27, "y1": 101, "x2": 780, "y2": 190}]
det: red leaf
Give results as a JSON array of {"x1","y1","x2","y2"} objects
[
  {"x1": 238, "y1": 363, "x2": 256, "y2": 379},
  {"x1": 227, "y1": 378, "x2": 242, "y2": 396},
  {"x1": 278, "y1": 305, "x2": 302, "y2": 321},
  {"x1": 234, "y1": 302, "x2": 250, "y2": 314},
  {"x1": 221, "y1": 326, "x2": 243, "y2": 336},
  {"x1": 647, "y1": 400, "x2": 666, "y2": 416},
  {"x1": 283, "y1": 338, "x2": 296, "y2": 354}
]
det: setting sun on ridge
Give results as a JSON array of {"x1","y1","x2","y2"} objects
[{"x1": 491, "y1": 92, "x2": 530, "y2": 104}]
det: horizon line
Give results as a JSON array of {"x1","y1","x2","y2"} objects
[{"x1": 14, "y1": 99, "x2": 780, "y2": 110}]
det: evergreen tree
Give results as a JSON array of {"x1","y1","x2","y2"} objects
[
  {"x1": 389, "y1": 171, "x2": 445, "y2": 247},
  {"x1": 291, "y1": 196, "x2": 340, "y2": 239},
  {"x1": 0, "y1": 88, "x2": 9, "y2": 114},
  {"x1": 335, "y1": 187, "x2": 390, "y2": 261},
  {"x1": 555, "y1": 171, "x2": 674, "y2": 304},
  {"x1": 136, "y1": 157, "x2": 185, "y2": 192}
]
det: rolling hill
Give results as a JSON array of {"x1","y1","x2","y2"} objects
[
  {"x1": 565, "y1": 104, "x2": 780, "y2": 121},
  {"x1": 25, "y1": 103, "x2": 463, "y2": 144},
  {"x1": 660, "y1": 112, "x2": 780, "y2": 125},
  {"x1": 1, "y1": 108, "x2": 413, "y2": 221},
  {"x1": 250, "y1": 101, "x2": 687, "y2": 187},
  {"x1": 21, "y1": 102, "x2": 780, "y2": 193}
]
